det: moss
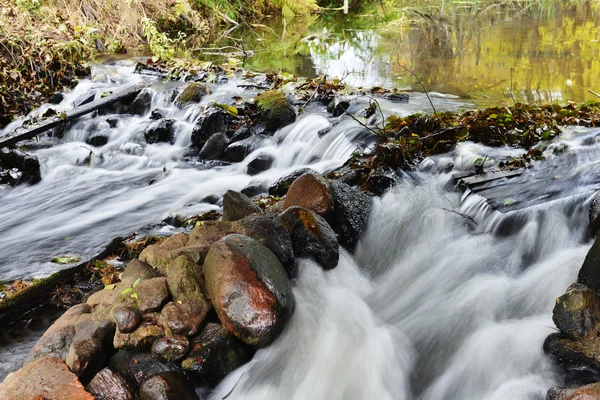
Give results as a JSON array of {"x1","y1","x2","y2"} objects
[
  {"x1": 255, "y1": 90, "x2": 296, "y2": 131},
  {"x1": 177, "y1": 83, "x2": 209, "y2": 105}
]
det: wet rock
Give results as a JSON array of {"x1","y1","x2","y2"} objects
[
  {"x1": 204, "y1": 234, "x2": 295, "y2": 347},
  {"x1": 66, "y1": 318, "x2": 115, "y2": 381},
  {"x1": 130, "y1": 88, "x2": 153, "y2": 116},
  {"x1": 144, "y1": 118, "x2": 176, "y2": 144},
  {"x1": 177, "y1": 83, "x2": 209, "y2": 106},
  {"x1": 0, "y1": 148, "x2": 41, "y2": 185},
  {"x1": 229, "y1": 126, "x2": 251, "y2": 144},
  {"x1": 544, "y1": 332, "x2": 600, "y2": 385},
  {"x1": 384, "y1": 92, "x2": 410, "y2": 102},
  {"x1": 547, "y1": 383, "x2": 600, "y2": 399},
  {"x1": 275, "y1": 206, "x2": 339, "y2": 270},
  {"x1": 222, "y1": 190, "x2": 262, "y2": 221},
  {"x1": 589, "y1": 191, "x2": 600, "y2": 236},
  {"x1": 284, "y1": 173, "x2": 334, "y2": 217},
  {"x1": 114, "y1": 318, "x2": 165, "y2": 350},
  {"x1": 223, "y1": 135, "x2": 269, "y2": 162},
  {"x1": 170, "y1": 245, "x2": 210, "y2": 265},
  {"x1": 111, "y1": 304, "x2": 141, "y2": 333},
  {"x1": 135, "y1": 277, "x2": 169, "y2": 313},
  {"x1": 241, "y1": 182, "x2": 268, "y2": 197},
  {"x1": 188, "y1": 220, "x2": 240, "y2": 247},
  {"x1": 86, "y1": 133, "x2": 109, "y2": 147},
  {"x1": 166, "y1": 255, "x2": 207, "y2": 303},
  {"x1": 86, "y1": 368, "x2": 136, "y2": 400},
  {"x1": 106, "y1": 117, "x2": 120, "y2": 128},
  {"x1": 160, "y1": 301, "x2": 208, "y2": 337},
  {"x1": 181, "y1": 322, "x2": 252, "y2": 381},
  {"x1": 269, "y1": 168, "x2": 318, "y2": 197},
  {"x1": 327, "y1": 98, "x2": 350, "y2": 117},
  {"x1": 199, "y1": 132, "x2": 228, "y2": 160},
  {"x1": 255, "y1": 90, "x2": 296, "y2": 133},
  {"x1": 553, "y1": 283, "x2": 600, "y2": 340},
  {"x1": 578, "y1": 235, "x2": 600, "y2": 295},
  {"x1": 139, "y1": 372, "x2": 198, "y2": 400},
  {"x1": 247, "y1": 153, "x2": 274, "y2": 175},
  {"x1": 49, "y1": 92, "x2": 65, "y2": 104},
  {"x1": 139, "y1": 233, "x2": 190, "y2": 274},
  {"x1": 0, "y1": 357, "x2": 94, "y2": 400},
  {"x1": 150, "y1": 108, "x2": 166, "y2": 120},
  {"x1": 74, "y1": 91, "x2": 96, "y2": 107},
  {"x1": 109, "y1": 350, "x2": 180, "y2": 387},
  {"x1": 123, "y1": 258, "x2": 162, "y2": 280},
  {"x1": 327, "y1": 180, "x2": 373, "y2": 249},
  {"x1": 191, "y1": 108, "x2": 228, "y2": 149},
  {"x1": 365, "y1": 168, "x2": 398, "y2": 195},
  {"x1": 152, "y1": 335, "x2": 190, "y2": 362}
]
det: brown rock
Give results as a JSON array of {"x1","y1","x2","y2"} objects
[
  {"x1": 152, "y1": 335, "x2": 190, "y2": 362},
  {"x1": 122, "y1": 259, "x2": 162, "y2": 280},
  {"x1": 0, "y1": 357, "x2": 94, "y2": 400},
  {"x1": 111, "y1": 304, "x2": 142, "y2": 333},
  {"x1": 204, "y1": 234, "x2": 295, "y2": 348},
  {"x1": 222, "y1": 190, "x2": 262, "y2": 222},
  {"x1": 86, "y1": 368, "x2": 136, "y2": 400},
  {"x1": 109, "y1": 350, "x2": 180, "y2": 387},
  {"x1": 140, "y1": 233, "x2": 190, "y2": 274},
  {"x1": 170, "y1": 245, "x2": 210, "y2": 264},
  {"x1": 547, "y1": 382, "x2": 600, "y2": 399},
  {"x1": 135, "y1": 277, "x2": 169, "y2": 313},
  {"x1": 66, "y1": 318, "x2": 115, "y2": 381},
  {"x1": 283, "y1": 173, "x2": 333, "y2": 216},
  {"x1": 160, "y1": 301, "x2": 209, "y2": 337},
  {"x1": 553, "y1": 283, "x2": 600, "y2": 340},
  {"x1": 188, "y1": 220, "x2": 239, "y2": 247},
  {"x1": 139, "y1": 372, "x2": 198, "y2": 400},
  {"x1": 114, "y1": 318, "x2": 165, "y2": 350}
]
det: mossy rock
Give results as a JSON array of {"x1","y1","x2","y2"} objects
[
  {"x1": 176, "y1": 83, "x2": 209, "y2": 106},
  {"x1": 255, "y1": 90, "x2": 296, "y2": 133}
]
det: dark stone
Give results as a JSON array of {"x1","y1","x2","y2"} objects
[
  {"x1": 113, "y1": 319, "x2": 165, "y2": 350},
  {"x1": 579, "y1": 235, "x2": 600, "y2": 295},
  {"x1": 275, "y1": 206, "x2": 339, "y2": 270},
  {"x1": 130, "y1": 88, "x2": 153, "y2": 116},
  {"x1": 327, "y1": 180, "x2": 373, "y2": 249},
  {"x1": 86, "y1": 368, "x2": 136, "y2": 400},
  {"x1": 177, "y1": 83, "x2": 209, "y2": 106},
  {"x1": 49, "y1": 92, "x2": 65, "y2": 105},
  {"x1": 144, "y1": 118, "x2": 176, "y2": 144},
  {"x1": 111, "y1": 304, "x2": 141, "y2": 333},
  {"x1": 547, "y1": 383, "x2": 600, "y2": 399},
  {"x1": 86, "y1": 134, "x2": 109, "y2": 147},
  {"x1": 191, "y1": 108, "x2": 228, "y2": 149},
  {"x1": 384, "y1": 92, "x2": 410, "y2": 102},
  {"x1": 152, "y1": 336, "x2": 190, "y2": 362},
  {"x1": 229, "y1": 126, "x2": 251, "y2": 144},
  {"x1": 181, "y1": 323, "x2": 253, "y2": 382},
  {"x1": 247, "y1": 154, "x2": 274, "y2": 175},
  {"x1": 150, "y1": 108, "x2": 166, "y2": 120},
  {"x1": 223, "y1": 135, "x2": 269, "y2": 163},
  {"x1": 106, "y1": 117, "x2": 119, "y2": 128},
  {"x1": 590, "y1": 191, "x2": 600, "y2": 236},
  {"x1": 199, "y1": 132, "x2": 228, "y2": 160},
  {"x1": 255, "y1": 90, "x2": 296, "y2": 133},
  {"x1": 241, "y1": 182, "x2": 268, "y2": 197},
  {"x1": 139, "y1": 372, "x2": 198, "y2": 400},
  {"x1": 544, "y1": 332, "x2": 600, "y2": 386},
  {"x1": 0, "y1": 148, "x2": 41, "y2": 185},
  {"x1": 135, "y1": 277, "x2": 169, "y2": 313},
  {"x1": 327, "y1": 98, "x2": 350, "y2": 117},
  {"x1": 204, "y1": 234, "x2": 295, "y2": 347},
  {"x1": 222, "y1": 190, "x2": 262, "y2": 221},
  {"x1": 160, "y1": 301, "x2": 208, "y2": 337},
  {"x1": 269, "y1": 168, "x2": 318, "y2": 197},
  {"x1": 74, "y1": 92, "x2": 96, "y2": 107},
  {"x1": 66, "y1": 318, "x2": 116, "y2": 382},
  {"x1": 109, "y1": 350, "x2": 180, "y2": 387},
  {"x1": 365, "y1": 168, "x2": 398, "y2": 195}
]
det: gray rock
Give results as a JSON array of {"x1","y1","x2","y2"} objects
[
  {"x1": 144, "y1": 119, "x2": 175, "y2": 144},
  {"x1": 199, "y1": 132, "x2": 228, "y2": 160},
  {"x1": 327, "y1": 180, "x2": 373, "y2": 249},
  {"x1": 247, "y1": 154, "x2": 274, "y2": 175},
  {"x1": 191, "y1": 108, "x2": 228, "y2": 149},
  {"x1": 222, "y1": 190, "x2": 262, "y2": 222}
]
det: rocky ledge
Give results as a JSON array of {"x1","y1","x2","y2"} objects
[{"x1": 0, "y1": 172, "x2": 372, "y2": 399}]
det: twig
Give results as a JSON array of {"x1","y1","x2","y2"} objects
[
  {"x1": 303, "y1": 73, "x2": 327, "y2": 109},
  {"x1": 343, "y1": 109, "x2": 381, "y2": 136},
  {"x1": 397, "y1": 62, "x2": 437, "y2": 115},
  {"x1": 509, "y1": 67, "x2": 516, "y2": 105},
  {"x1": 589, "y1": 89, "x2": 600, "y2": 98},
  {"x1": 216, "y1": 10, "x2": 239, "y2": 26},
  {"x1": 440, "y1": 208, "x2": 478, "y2": 226}
]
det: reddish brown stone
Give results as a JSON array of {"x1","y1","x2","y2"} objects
[
  {"x1": 283, "y1": 173, "x2": 333, "y2": 216},
  {"x1": 86, "y1": 368, "x2": 135, "y2": 400},
  {"x1": 0, "y1": 357, "x2": 94, "y2": 400},
  {"x1": 547, "y1": 382, "x2": 600, "y2": 399}
]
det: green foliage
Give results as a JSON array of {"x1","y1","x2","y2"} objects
[
  {"x1": 141, "y1": 16, "x2": 184, "y2": 60},
  {"x1": 16, "y1": 0, "x2": 42, "y2": 12},
  {"x1": 269, "y1": 0, "x2": 318, "y2": 16}
]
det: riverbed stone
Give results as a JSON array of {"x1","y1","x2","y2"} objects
[
  {"x1": 180, "y1": 322, "x2": 252, "y2": 381},
  {"x1": 135, "y1": 277, "x2": 169, "y2": 313},
  {"x1": 188, "y1": 220, "x2": 240, "y2": 247},
  {"x1": 66, "y1": 318, "x2": 115, "y2": 381},
  {"x1": 283, "y1": 173, "x2": 334, "y2": 216},
  {"x1": 199, "y1": 132, "x2": 228, "y2": 160},
  {"x1": 269, "y1": 167, "x2": 318, "y2": 197},
  {"x1": 247, "y1": 153, "x2": 274, "y2": 175},
  {"x1": 0, "y1": 148, "x2": 41, "y2": 185},
  {"x1": 590, "y1": 191, "x2": 600, "y2": 236},
  {"x1": 152, "y1": 335, "x2": 190, "y2": 362},
  {"x1": 130, "y1": 88, "x2": 153, "y2": 116},
  {"x1": 255, "y1": 90, "x2": 296, "y2": 133},
  {"x1": 144, "y1": 118, "x2": 175, "y2": 144},
  {"x1": 139, "y1": 372, "x2": 198, "y2": 400},
  {"x1": 0, "y1": 357, "x2": 94, "y2": 400},
  {"x1": 327, "y1": 98, "x2": 350, "y2": 117},
  {"x1": 177, "y1": 83, "x2": 209, "y2": 106},
  {"x1": 578, "y1": 235, "x2": 600, "y2": 295},
  {"x1": 204, "y1": 234, "x2": 295, "y2": 347},
  {"x1": 191, "y1": 107, "x2": 228, "y2": 149},
  {"x1": 222, "y1": 190, "x2": 262, "y2": 221},
  {"x1": 544, "y1": 332, "x2": 600, "y2": 385},
  {"x1": 160, "y1": 301, "x2": 209, "y2": 337},
  {"x1": 114, "y1": 317, "x2": 165, "y2": 350},
  {"x1": 139, "y1": 233, "x2": 189, "y2": 274},
  {"x1": 86, "y1": 368, "x2": 136, "y2": 400},
  {"x1": 223, "y1": 135, "x2": 269, "y2": 162},
  {"x1": 553, "y1": 283, "x2": 600, "y2": 341},
  {"x1": 109, "y1": 350, "x2": 180, "y2": 387},
  {"x1": 547, "y1": 383, "x2": 600, "y2": 399},
  {"x1": 111, "y1": 304, "x2": 142, "y2": 333},
  {"x1": 327, "y1": 180, "x2": 373, "y2": 249},
  {"x1": 275, "y1": 206, "x2": 339, "y2": 270}
]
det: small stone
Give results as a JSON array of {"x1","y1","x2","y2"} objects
[
  {"x1": 176, "y1": 83, "x2": 209, "y2": 106},
  {"x1": 144, "y1": 119, "x2": 176, "y2": 144},
  {"x1": 222, "y1": 190, "x2": 262, "y2": 221},
  {"x1": 269, "y1": 168, "x2": 317, "y2": 197},
  {"x1": 152, "y1": 336, "x2": 190, "y2": 361},
  {"x1": 111, "y1": 304, "x2": 142, "y2": 333},
  {"x1": 114, "y1": 320, "x2": 165, "y2": 350},
  {"x1": 139, "y1": 372, "x2": 198, "y2": 400},
  {"x1": 109, "y1": 350, "x2": 180, "y2": 387},
  {"x1": 283, "y1": 173, "x2": 334, "y2": 216},
  {"x1": 327, "y1": 98, "x2": 350, "y2": 117},
  {"x1": 246, "y1": 154, "x2": 274, "y2": 175},
  {"x1": 135, "y1": 277, "x2": 170, "y2": 313},
  {"x1": 86, "y1": 368, "x2": 136, "y2": 400},
  {"x1": 160, "y1": 301, "x2": 208, "y2": 337},
  {"x1": 130, "y1": 88, "x2": 153, "y2": 116},
  {"x1": 49, "y1": 92, "x2": 65, "y2": 104}
]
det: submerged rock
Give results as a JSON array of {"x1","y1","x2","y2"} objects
[
  {"x1": 86, "y1": 133, "x2": 109, "y2": 147},
  {"x1": 327, "y1": 98, "x2": 350, "y2": 117},
  {"x1": 222, "y1": 190, "x2": 262, "y2": 222},
  {"x1": 223, "y1": 135, "x2": 269, "y2": 163},
  {"x1": 144, "y1": 118, "x2": 175, "y2": 144},
  {"x1": 544, "y1": 332, "x2": 600, "y2": 385},
  {"x1": 0, "y1": 148, "x2": 41, "y2": 185},
  {"x1": 284, "y1": 173, "x2": 334, "y2": 216},
  {"x1": 130, "y1": 88, "x2": 153, "y2": 116},
  {"x1": 204, "y1": 234, "x2": 295, "y2": 347},
  {"x1": 255, "y1": 90, "x2": 296, "y2": 133}
]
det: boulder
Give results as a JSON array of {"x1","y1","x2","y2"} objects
[
  {"x1": 327, "y1": 98, "x2": 350, "y2": 117},
  {"x1": 229, "y1": 126, "x2": 251, "y2": 144},
  {"x1": 130, "y1": 88, "x2": 153, "y2": 116},
  {"x1": 152, "y1": 335, "x2": 190, "y2": 362},
  {"x1": 0, "y1": 358, "x2": 94, "y2": 400},
  {"x1": 135, "y1": 277, "x2": 169, "y2": 313},
  {"x1": 111, "y1": 304, "x2": 141, "y2": 333},
  {"x1": 66, "y1": 318, "x2": 116, "y2": 381},
  {"x1": 275, "y1": 206, "x2": 339, "y2": 270},
  {"x1": 176, "y1": 83, "x2": 209, "y2": 106},
  {"x1": 191, "y1": 108, "x2": 228, "y2": 149},
  {"x1": 139, "y1": 233, "x2": 189, "y2": 274},
  {"x1": 0, "y1": 148, "x2": 41, "y2": 185},
  {"x1": 553, "y1": 283, "x2": 600, "y2": 340},
  {"x1": 283, "y1": 173, "x2": 334, "y2": 216},
  {"x1": 109, "y1": 350, "x2": 180, "y2": 387},
  {"x1": 160, "y1": 301, "x2": 208, "y2": 337},
  {"x1": 327, "y1": 180, "x2": 373, "y2": 249},
  {"x1": 544, "y1": 332, "x2": 600, "y2": 385},
  {"x1": 188, "y1": 221, "x2": 240, "y2": 247},
  {"x1": 255, "y1": 90, "x2": 296, "y2": 133},
  {"x1": 578, "y1": 235, "x2": 600, "y2": 295},
  {"x1": 247, "y1": 154, "x2": 274, "y2": 175},
  {"x1": 169, "y1": 245, "x2": 210, "y2": 265},
  {"x1": 222, "y1": 190, "x2": 262, "y2": 222},
  {"x1": 86, "y1": 368, "x2": 136, "y2": 400},
  {"x1": 180, "y1": 322, "x2": 252, "y2": 381},
  {"x1": 199, "y1": 132, "x2": 228, "y2": 160},
  {"x1": 223, "y1": 135, "x2": 269, "y2": 163},
  {"x1": 590, "y1": 191, "x2": 600, "y2": 236},
  {"x1": 122, "y1": 259, "x2": 162, "y2": 280},
  {"x1": 547, "y1": 383, "x2": 600, "y2": 400},
  {"x1": 204, "y1": 234, "x2": 295, "y2": 347},
  {"x1": 269, "y1": 168, "x2": 318, "y2": 197},
  {"x1": 144, "y1": 118, "x2": 175, "y2": 144},
  {"x1": 139, "y1": 372, "x2": 198, "y2": 400}
]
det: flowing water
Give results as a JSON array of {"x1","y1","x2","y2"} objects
[{"x1": 2, "y1": 8, "x2": 600, "y2": 393}]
